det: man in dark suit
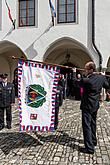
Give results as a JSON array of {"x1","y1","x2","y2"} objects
[
  {"x1": 73, "y1": 62, "x2": 109, "y2": 154},
  {"x1": 0, "y1": 74, "x2": 15, "y2": 130}
]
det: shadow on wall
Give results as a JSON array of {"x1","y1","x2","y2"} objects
[{"x1": 25, "y1": 43, "x2": 38, "y2": 59}]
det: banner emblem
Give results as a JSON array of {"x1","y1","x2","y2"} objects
[{"x1": 25, "y1": 84, "x2": 47, "y2": 108}]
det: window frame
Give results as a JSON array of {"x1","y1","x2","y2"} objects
[
  {"x1": 18, "y1": 0, "x2": 35, "y2": 27},
  {"x1": 57, "y1": 0, "x2": 77, "y2": 24}
]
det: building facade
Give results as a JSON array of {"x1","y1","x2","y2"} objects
[{"x1": 0, "y1": 0, "x2": 110, "y2": 81}]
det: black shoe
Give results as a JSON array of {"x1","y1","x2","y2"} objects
[
  {"x1": 94, "y1": 143, "x2": 97, "y2": 146},
  {"x1": 6, "y1": 125, "x2": 11, "y2": 129},
  {"x1": 79, "y1": 147, "x2": 94, "y2": 154},
  {"x1": 93, "y1": 140, "x2": 97, "y2": 146}
]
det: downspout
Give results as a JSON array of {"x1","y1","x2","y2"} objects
[{"x1": 92, "y1": 0, "x2": 102, "y2": 71}]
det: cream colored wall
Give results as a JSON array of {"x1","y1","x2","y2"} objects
[
  {"x1": 0, "y1": 0, "x2": 110, "y2": 71},
  {"x1": 0, "y1": 0, "x2": 99, "y2": 67}
]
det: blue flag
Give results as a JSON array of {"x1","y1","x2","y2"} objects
[{"x1": 49, "y1": 0, "x2": 56, "y2": 17}]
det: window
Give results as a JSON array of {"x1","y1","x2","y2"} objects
[
  {"x1": 57, "y1": 0, "x2": 77, "y2": 24},
  {"x1": 19, "y1": 0, "x2": 35, "y2": 27}
]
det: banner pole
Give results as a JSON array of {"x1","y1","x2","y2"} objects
[
  {"x1": 12, "y1": 56, "x2": 84, "y2": 71},
  {"x1": 12, "y1": 56, "x2": 110, "y2": 77}
]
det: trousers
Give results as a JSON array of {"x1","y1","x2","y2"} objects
[
  {"x1": 0, "y1": 106, "x2": 12, "y2": 127},
  {"x1": 82, "y1": 110, "x2": 97, "y2": 152}
]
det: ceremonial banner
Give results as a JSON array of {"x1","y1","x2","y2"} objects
[{"x1": 18, "y1": 60, "x2": 60, "y2": 132}]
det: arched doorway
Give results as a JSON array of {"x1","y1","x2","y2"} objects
[
  {"x1": 43, "y1": 37, "x2": 93, "y2": 99},
  {"x1": 0, "y1": 40, "x2": 27, "y2": 82},
  {"x1": 43, "y1": 37, "x2": 93, "y2": 70},
  {"x1": 0, "y1": 41, "x2": 27, "y2": 96}
]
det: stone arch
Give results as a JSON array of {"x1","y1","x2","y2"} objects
[
  {"x1": 0, "y1": 40, "x2": 27, "y2": 82},
  {"x1": 43, "y1": 37, "x2": 93, "y2": 70}
]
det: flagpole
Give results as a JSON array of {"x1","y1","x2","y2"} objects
[
  {"x1": 11, "y1": 56, "x2": 110, "y2": 78},
  {"x1": 49, "y1": 0, "x2": 56, "y2": 26},
  {"x1": 5, "y1": 0, "x2": 15, "y2": 29},
  {"x1": 12, "y1": 56, "x2": 83, "y2": 71}
]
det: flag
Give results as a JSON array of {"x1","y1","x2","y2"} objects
[
  {"x1": 49, "y1": 0, "x2": 56, "y2": 18},
  {"x1": 18, "y1": 60, "x2": 60, "y2": 132},
  {"x1": 5, "y1": 0, "x2": 15, "y2": 29}
]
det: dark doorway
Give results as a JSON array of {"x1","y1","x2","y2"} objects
[{"x1": 60, "y1": 62, "x2": 76, "y2": 75}]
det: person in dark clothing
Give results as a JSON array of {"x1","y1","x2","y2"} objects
[
  {"x1": 74, "y1": 73, "x2": 82, "y2": 100},
  {"x1": 58, "y1": 74, "x2": 64, "y2": 106},
  {"x1": 62, "y1": 75, "x2": 66, "y2": 100},
  {"x1": 13, "y1": 75, "x2": 18, "y2": 97},
  {"x1": 66, "y1": 72, "x2": 74, "y2": 97},
  {"x1": 0, "y1": 74, "x2": 15, "y2": 130},
  {"x1": 72, "y1": 62, "x2": 109, "y2": 154},
  {"x1": 54, "y1": 74, "x2": 65, "y2": 130},
  {"x1": 54, "y1": 86, "x2": 61, "y2": 130}
]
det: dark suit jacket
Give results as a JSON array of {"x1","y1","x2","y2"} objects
[
  {"x1": 73, "y1": 74, "x2": 109, "y2": 112},
  {"x1": 0, "y1": 82, "x2": 15, "y2": 107}
]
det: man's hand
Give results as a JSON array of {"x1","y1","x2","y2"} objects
[
  {"x1": 93, "y1": 71, "x2": 105, "y2": 75},
  {"x1": 72, "y1": 67, "x2": 76, "y2": 72},
  {"x1": 100, "y1": 72, "x2": 105, "y2": 76},
  {"x1": 11, "y1": 103, "x2": 15, "y2": 106}
]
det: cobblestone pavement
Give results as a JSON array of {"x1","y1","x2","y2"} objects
[{"x1": 0, "y1": 99, "x2": 110, "y2": 165}]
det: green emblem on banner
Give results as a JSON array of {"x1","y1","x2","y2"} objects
[{"x1": 25, "y1": 84, "x2": 47, "y2": 108}]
